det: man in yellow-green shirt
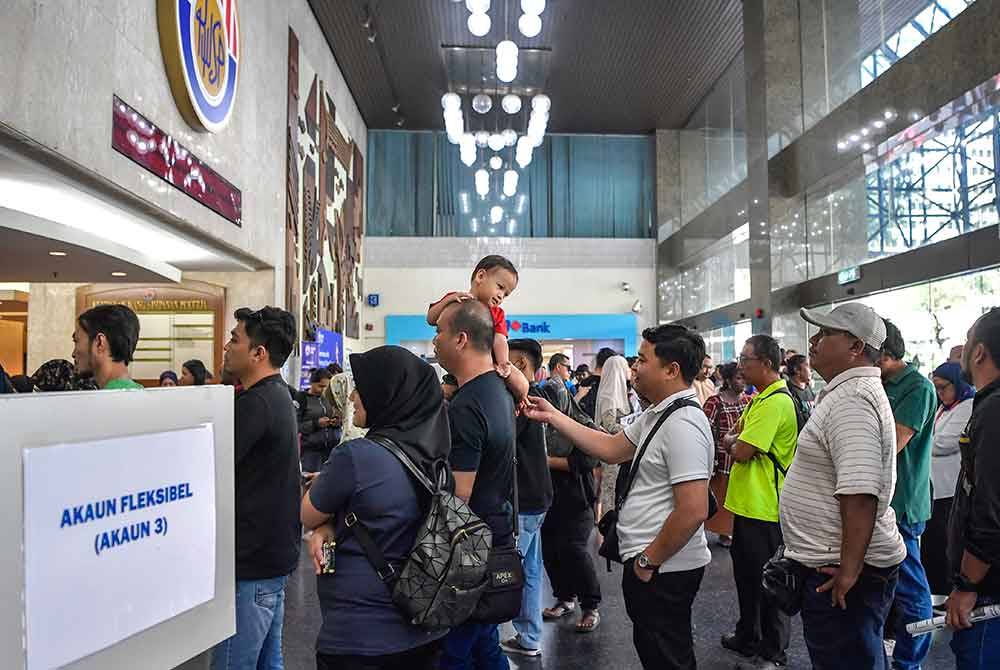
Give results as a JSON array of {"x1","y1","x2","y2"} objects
[{"x1": 720, "y1": 335, "x2": 798, "y2": 670}]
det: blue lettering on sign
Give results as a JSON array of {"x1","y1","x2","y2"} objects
[
  {"x1": 195, "y1": 3, "x2": 226, "y2": 89},
  {"x1": 367, "y1": 294, "x2": 380, "y2": 308},
  {"x1": 59, "y1": 482, "x2": 193, "y2": 529}
]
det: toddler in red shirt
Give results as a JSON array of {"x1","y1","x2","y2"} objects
[{"x1": 428, "y1": 255, "x2": 529, "y2": 403}]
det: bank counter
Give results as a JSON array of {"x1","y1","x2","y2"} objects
[{"x1": 1, "y1": 385, "x2": 235, "y2": 669}]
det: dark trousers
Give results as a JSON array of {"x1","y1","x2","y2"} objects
[
  {"x1": 921, "y1": 497, "x2": 953, "y2": 596},
  {"x1": 731, "y1": 515, "x2": 790, "y2": 663},
  {"x1": 541, "y1": 505, "x2": 601, "y2": 609},
  {"x1": 801, "y1": 563, "x2": 899, "y2": 670},
  {"x1": 622, "y1": 559, "x2": 704, "y2": 670},
  {"x1": 316, "y1": 640, "x2": 439, "y2": 670}
]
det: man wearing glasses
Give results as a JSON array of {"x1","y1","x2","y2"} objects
[
  {"x1": 779, "y1": 304, "x2": 906, "y2": 669},
  {"x1": 548, "y1": 353, "x2": 574, "y2": 393},
  {"x1": 720, "y1": 335, "x2": 798, "y2": 669}
]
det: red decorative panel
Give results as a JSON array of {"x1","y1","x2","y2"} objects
[{"x1": 112, "y1": 96, "x2": 242, "y2": 226}]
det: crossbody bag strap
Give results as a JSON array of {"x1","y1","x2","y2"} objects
[
  {"x1": 619, "y1": 397, "x2": 699, "y2": 509},
  {"x1": 754, "y1": 389, "x2": 793, "y2": 499},
  {"x1": 343, "y1": 435, "x2": 438, "y2": 583}
]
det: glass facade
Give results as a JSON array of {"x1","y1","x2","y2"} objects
[
  {"x1": 701, "y1": 320, "x2": 753, "y2": 363},
  {"x1": 366, "y1": 131, "x2": 655, "y2": 238},
  {"x1": 659, "y1": 223, "x2": 751, "y2": 320}
]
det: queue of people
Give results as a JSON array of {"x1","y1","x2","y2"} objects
[{"x1": 4, "y1": 253, "x2": 1000, "y2": 670}]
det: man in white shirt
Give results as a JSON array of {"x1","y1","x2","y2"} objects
[
  {"x1": 780, "y1": 303, "x2": 906, "y2": 670},
  {"x1": 524, "y1": 325, "x2": 713, "y2": 670}
]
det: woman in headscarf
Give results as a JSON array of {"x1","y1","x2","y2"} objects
[
  {"x1": 30, "y1": 359, "x2": 78, "y2": 391},
  {"x1": 922, "y1": 361, "x2": 976, "y2": 598},
  {"x1": 159, "y1": 370, "x2": 179, "y2": 387},
  {"x1": 301, "y1": 346, "x2": 450, "y2": 669},
  {"x1": 323, "y1": 370, "x2": 366, "y2": 445},
  {"x1": 594, "y1": 355, "x2": 633, "y2": 520}
]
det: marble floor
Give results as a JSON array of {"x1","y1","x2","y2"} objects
[{"x1": 281, "y1": 530, "x2": 956, "y2": 669}]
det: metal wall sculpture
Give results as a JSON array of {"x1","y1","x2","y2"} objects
[{"x1": 285, "y1": 28, "x2": 364, "y2": 343}]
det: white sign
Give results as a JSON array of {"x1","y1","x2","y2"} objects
[{"x1": 23, "y1": 425, "x2": 217, "y2": 669}]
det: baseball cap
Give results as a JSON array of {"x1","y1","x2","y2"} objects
[{"x1": 799, "y1": 303, "x2": 887, "y2": 350}]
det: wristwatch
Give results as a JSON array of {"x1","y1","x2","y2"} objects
[
  {"x1": 953, "y1": 572, "x2": 980, "y2": 593},
  {"x1": 637, "y1": 552, "x2": 659, "y2": 571}
]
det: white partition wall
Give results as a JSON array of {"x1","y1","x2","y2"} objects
[{"x1": 1, "y1": 386, "x2": 235, "y2": 670}]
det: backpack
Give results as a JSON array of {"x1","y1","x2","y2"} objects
[{"x1": 345, "y1": 436, "x2": 493, "y2": 630}]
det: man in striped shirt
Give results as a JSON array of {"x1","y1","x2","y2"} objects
[{"x1": 780, "y1": 304, "x2": 906, "y2": 670}]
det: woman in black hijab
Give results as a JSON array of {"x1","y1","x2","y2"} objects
[{"x1": 301, "y1": 346, "x2": 450, "y2": 669}]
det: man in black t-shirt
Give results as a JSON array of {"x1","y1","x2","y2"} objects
[
  {"x1": 213, "y1": 307, "x2": 300, "y2": 670},
  {"x1": 433, "y1": 299, "x2": 515, "y2": 670},
  {"x1": 577, "y1": 347, "x2": 618, "y2": 419},
  {"x1": 500, "y1": 339, "x2": 554, "y2": 657}
]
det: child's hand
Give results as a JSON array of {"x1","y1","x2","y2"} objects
[
  {"x1": 495, "y1": 362, "x2": 513, "y2": 378},
  {"x1": 453, "y1": 292, "x2": 475, "y2": 303}
]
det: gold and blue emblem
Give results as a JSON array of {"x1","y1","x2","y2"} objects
[{"x1": 158, "y1": 0, "x2": 240, "y2": 133}]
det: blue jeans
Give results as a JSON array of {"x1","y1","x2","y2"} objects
[
  {"x1": 951, "y1": 596, "x2": 1000, "y2": 669},
  {"x1": 212, "y1": 575, "x2": 288, "y2": 670},
  {"x1": 801, "y1": 563, "x2": 898, "y2": 670},
  {"x1": 440, "y1": 622, "x2": 509, "y2": 670},
  {"x1": 891, "y1": 521, "x2": 933, "y2": 669},
  {"x1": 512, "y1": 512, "x2": 546, "y2": 650}
]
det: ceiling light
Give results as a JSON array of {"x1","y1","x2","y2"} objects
[
  {"x1": 467, "y1": 12, "x2": 491, "y2": 37},
  {"x1": 441, "y1": 93, "x2": 461, "y2": 110},
  {"x1": 521, "y1": 0, "x2": 545, "y2": 15},
  {"x1": 496, "y1": 41, "x2": 518, "y2": 82},
  {"x1": 472, "y1": 94, "x2": 492, "y2": 114},
  {"x1": 48, "y1": 251, "x2": 68, "y2": 257},
  {"x1": 467, "y1": 0, "x2": 490, "y2": 12},
  {"x1": 502, "y1": 129, "x2": 518, "y2": 146},
  {"x1": 501, "y1": 94, "x2": 522, "y2": 114},
  {"x1": 111, "y1": 272, "x2": 128, "y2": 277},
  {"x1": 475, "y1": 131, "x2": 490, "y2": 147},
  {"x1": 487, "y1": 133, "x2": 505, "y2": 151},
  {"x1": 873, "y1": 120, "x2": 886, "y2": 129},
  {"x1": 490, "y1": 156, "x2": 503, "y2": 170},
  {"x1": 490, "y1": 205, "x2": 504, "y2": 224},
  {"x1": 531, "y1": 94, "x2": 550, "y2": 113},
  {"x1": 503, "y1": 169, "x2": 519, "y2": 197},
  {"x1": 518, "y1": 13, "x2": 542, "y2": 37}
]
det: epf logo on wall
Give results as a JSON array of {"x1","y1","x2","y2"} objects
[{"x1": 158, "y1": 0, "x2": 240, "y2": 133}]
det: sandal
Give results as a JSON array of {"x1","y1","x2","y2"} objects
[
  {"x1": 542, "y1": 600, "x2": 576, "y2": 620},
  {"x1": 576, "y1": 609, "x2": 600, "y2": 633}
]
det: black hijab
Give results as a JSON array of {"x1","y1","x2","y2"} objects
[{"x1": 350, "y1": 346, "x2": 451, "y2": 483}]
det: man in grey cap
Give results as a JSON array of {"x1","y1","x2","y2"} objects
[{"x1": 778, "y1": 303, "x2": 906, "y2": 670}]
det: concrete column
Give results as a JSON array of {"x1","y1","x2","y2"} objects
[{"x1": 655, "y1": 129, "x2": 682, "y2": 242}]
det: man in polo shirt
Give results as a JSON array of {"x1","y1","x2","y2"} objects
[
  {"x1": 721, "y1": 335, "x2": 798, "y2": 669},
  {"x1": 877, "y1": 319, "x2": 937, "y2": 669},
  {"x1": 947, "y1": 307, "x2": 1000, "y2": 668},
  {"x1": 71, "y1": 304, "x2": 144, "y2": 390},
  {"x1": 524, "y1": 325, "x2": 713, "y2": 669},
  {"x1": 780, "y1": 304, "x2": 906, "y2": 670}
]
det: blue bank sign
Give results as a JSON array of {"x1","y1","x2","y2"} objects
[{"x1": 385, "y1": 313, "x2": 639, "y2": 355}]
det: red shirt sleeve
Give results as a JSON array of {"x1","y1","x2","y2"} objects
[{"x1": 491, "y1": 305, "x2": 508, "y2": 337}]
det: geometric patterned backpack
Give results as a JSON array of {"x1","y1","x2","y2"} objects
[{"x1": 345, "y1": 436, "x2": 493, "y2": 630}]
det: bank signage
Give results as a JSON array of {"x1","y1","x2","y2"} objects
[
  {"x1": 385, "y1": 313, "x2": 640, "y2": 355},
  {"x1": 158, "y1": 0, "x2": 241, "y2": 133}
]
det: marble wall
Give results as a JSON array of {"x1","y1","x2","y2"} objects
[
  {"x1": 0, "y1": 0, "x2": 366, "y2": 290},
  {"x1": 25, "y1": 283, "x2": 83, "y2": 373}
]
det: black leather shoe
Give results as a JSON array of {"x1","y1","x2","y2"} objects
[
  {"x1": 721, "y1": 633, "x2": 757, "y2": 658},
  {"x1": 735, "y1": 657, "x2": 785, "y2": 670}
]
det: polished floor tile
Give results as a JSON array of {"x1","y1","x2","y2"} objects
[{"x1": 283, "y1": 530, "x2": 955, "y2": 669}]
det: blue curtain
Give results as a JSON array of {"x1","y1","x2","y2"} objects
[{"x1": 367, "y1": 130, "x2": 654, "y2": 238}]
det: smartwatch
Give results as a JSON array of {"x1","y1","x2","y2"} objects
[
  {"x1": 953, "y1": 572, "x2": 980, "y2": 593},
  {"x1": 637, "y1": 552, "x2": 659, "y2": 571}
]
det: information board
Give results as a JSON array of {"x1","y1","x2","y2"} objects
[{"x1": 23, "y1": 425, "x2": 217, "y2": 669}]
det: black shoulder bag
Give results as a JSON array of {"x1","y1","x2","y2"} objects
[
  {"x1": 597, "y1": 398, "x2": 713, "y2": 571},
  {"x1": 472, "y1": 441, "x2": 525, "y2": 623}
]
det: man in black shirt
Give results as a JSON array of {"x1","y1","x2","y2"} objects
[
  {"x1": 433, "y1": 299, "x2": 515, "y2": 670},
  {"x1": 785, "y1": 354, "x2": 816, "y2": 423},
  {"x1": 540, "y1": 356, "x2": 604, "y2": 633},
  {"x1": 947, "y1": 307, "x2": 1000, "y2": 666},
  {"x1": 212, "y1": 306, "x2": 300, "y2": 670},
  {"x1": 500, "y1": 339, "x2": 554, "y2": 657},
  {"x1": 577, "y1": 347, "x2": 618, "y2": 419}
]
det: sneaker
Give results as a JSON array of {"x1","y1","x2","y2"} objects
[
  {"x1": 721, "y1": 633, "x2": 757, "y2": 658},
  {"x1": 501, "y1": 636, "x2": 541, "y2": 657}
]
